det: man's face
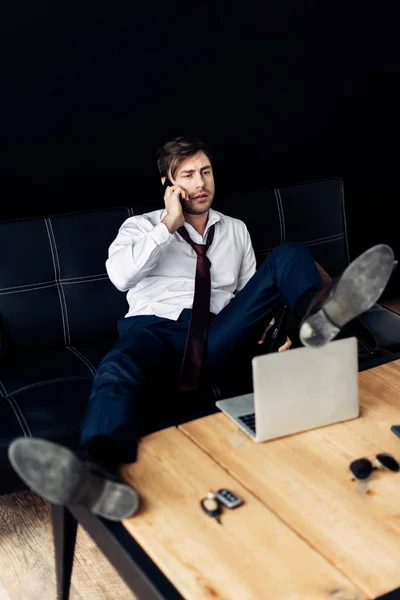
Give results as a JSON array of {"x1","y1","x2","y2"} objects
[{"x1": 167, "y1": 151, "x2": 215, "y2": 215}]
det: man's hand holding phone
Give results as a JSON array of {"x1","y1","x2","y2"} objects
[{"x1": 162, "y1": 178, "x2": 187, "y2": 234}]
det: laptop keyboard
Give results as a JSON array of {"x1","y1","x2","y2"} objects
[{"x1": 238, "y1": 412, "x2": 256, "y2": 433}]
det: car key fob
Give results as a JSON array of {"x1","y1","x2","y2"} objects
[
  {"x1": 215, "y1": 488, "x2": 243, "y2": 509},
  {"x1": 200, "y1": 492, "x2": 222, "y2": 524}
]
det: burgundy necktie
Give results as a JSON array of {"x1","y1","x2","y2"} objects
[{"x1": 177, "y1": 223, "x2": 216, "y2": 392}]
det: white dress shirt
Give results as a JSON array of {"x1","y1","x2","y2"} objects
[{"x1": 106, "y1": 207, "x2": 257, "y2": 320}]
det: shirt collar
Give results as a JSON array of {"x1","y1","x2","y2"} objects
[{"x1": 160, "y1": 208, "x2": 221, "y2": 235}]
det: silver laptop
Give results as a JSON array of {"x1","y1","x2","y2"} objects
[{"x1": 215, "y1": 337, "x2": 359, "y2": 442}]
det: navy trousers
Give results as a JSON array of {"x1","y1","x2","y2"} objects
[{"x1": 80, "y1": 241, "x2": 322, "y2": 465}]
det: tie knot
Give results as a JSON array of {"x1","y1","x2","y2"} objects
[
  {"x1": 177, "y1": 223, "x2": 215, "y2": 259},
  {"x1": 193, "y1": 243, "x2": 207, "y2": 256}
]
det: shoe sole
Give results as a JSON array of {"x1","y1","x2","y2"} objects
[
  {"x1": 299, "y1": 244, "x2": 395, "y2": 347},
  {"x1": 8, "y1": 438, "x2": 139, "y2": 521}
]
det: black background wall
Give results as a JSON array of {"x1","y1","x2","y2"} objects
[{"x1": 1, "y1": 2, "x2": 399, "y2": 286}]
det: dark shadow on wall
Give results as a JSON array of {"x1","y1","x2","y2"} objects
[{"x1": 0, "y1": 0, "x2": 399, "y2": 283}]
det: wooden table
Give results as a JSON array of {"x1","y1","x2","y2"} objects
[{"x1": 119, "y1": 359, "x2": 400, "y2": 600}]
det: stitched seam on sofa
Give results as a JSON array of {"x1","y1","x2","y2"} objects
[
  {"x1": 278, "y1": 188, "x2": 286, "y2": 242},
  {"x1": 62, "y1": 277, "x2": 110, "y2": 286},
  {"x1": 47, "y1": 218, "x2": 71, "y2": 343},
  {"x1": 0, "y1": 280, "x2": 56, "y2": 293},
  {"x1": 339, "y1": 181, "x2": 351, "y2": 265},
  {"x1": 273, "y1": 189, "x2": 284, "y2": 243},
  {"x1": 10, "y1": 375, "x2": 92, "y2": 396},
  {"x1": 256, "y1": 234, "x2": 345, "y2": 257},
  {"x1": 305, "y1": 234, "x2": 344, "y2": 246},
  {"x1": 61, "y1": 274, "x2": 109, "y2": 283},
  {"x1": 275, "y1": 188, "x2": 286, "y2": 243},
  {"x1": 0, "y1": 381, "x2": 31, "y2": 437},
  {"x1": 45, "y1": 219, "x2": 70, "y2": 346},
  {"x1": 3, "y1": 397, "x2": 29, "y2": 437},
  {"x1": 211, "y1": 383, "x2": 220, "y2": 398},
  {"x1": 8, "y1": 395, "x2": 32, "y2": 437},
  {"x1": 256, "y1": 246, "x2": 277, "y2": 256},
  {"x1": 67, "y1": 346, "x2": 96, "y2": 376},
  {"x1": 0, "y1": 205, "x2": 134, "y2": 224},
  {"x1": 0, "y1": 283, "x2": 57, "y2": 296},
  {"x1": 0, "y1": 275, "x2": 110, "y2": 295}
]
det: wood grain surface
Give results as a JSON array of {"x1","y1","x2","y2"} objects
[
  {"x1": 178, "y1": 360, "x2": 400, "y2": 599},
  {"x1": 120, "y1": 427, "x2": 365, "y2": 600}
]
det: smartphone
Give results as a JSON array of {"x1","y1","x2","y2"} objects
[{"x1": 163, "y1": 177, "x2": 173, "y2": 190}]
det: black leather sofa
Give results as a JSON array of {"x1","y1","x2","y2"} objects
[{"x1": 1, "y1": 176, "x2": 400, "y2": 496}]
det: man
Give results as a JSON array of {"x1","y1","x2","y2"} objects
[{"x1": 8, "y1": 136, "x2": 395, "y2": 521}]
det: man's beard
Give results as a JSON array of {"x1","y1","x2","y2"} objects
[{"x1": 183, "y1": 198, "x2": 213, "y2": 215}]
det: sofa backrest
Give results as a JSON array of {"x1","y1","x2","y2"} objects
[
  {"x1": 0, "y1": 206, "x2": 134, "y2": 354},
  {"x1": 0, "y1": 177, "x2": 349, "y2": 355},
  {"x1": 217, "y1": 177, "x2": 350, "y2": 275}
]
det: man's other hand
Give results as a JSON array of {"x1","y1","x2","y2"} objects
[
  {"x1": 257, "y1": 333, "x2": 292, "y2": 352},
  {"x1": 278, "y1": 336, "x2": 292, "y2": 352}
]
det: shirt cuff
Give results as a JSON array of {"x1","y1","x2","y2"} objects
[{"x1": 150, "y1": 222, "x2": 173, "y2": 245}]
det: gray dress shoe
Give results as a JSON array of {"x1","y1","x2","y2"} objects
[
  {"x1": 8, "y1": 437, "x2": 140, "y2": 522},
  {"x1": 299, "y1": 244, "x2": 395, "y2": 347}
]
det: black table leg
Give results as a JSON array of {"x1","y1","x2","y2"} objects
[{"x1": 52, "y1": 503, "x2": 78, "y2": 600}]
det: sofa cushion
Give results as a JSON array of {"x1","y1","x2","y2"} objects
[
  {"x1": 359, "y1": 304, "x2": 400, "y2": 351},
  {"x1": 0, "y1": 340, "x2": 118, "y2": 494},
  {"x1": 0, "y1": 207, "x2": 133, "y2": 355}
]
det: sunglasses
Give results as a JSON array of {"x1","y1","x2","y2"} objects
[{"x1": 349, "y1": 452, "x2": 400, "y2": 481}]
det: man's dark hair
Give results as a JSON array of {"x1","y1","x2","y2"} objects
[{"x1": 156, "y1": 136, "x2": 213, "y2": 179}]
